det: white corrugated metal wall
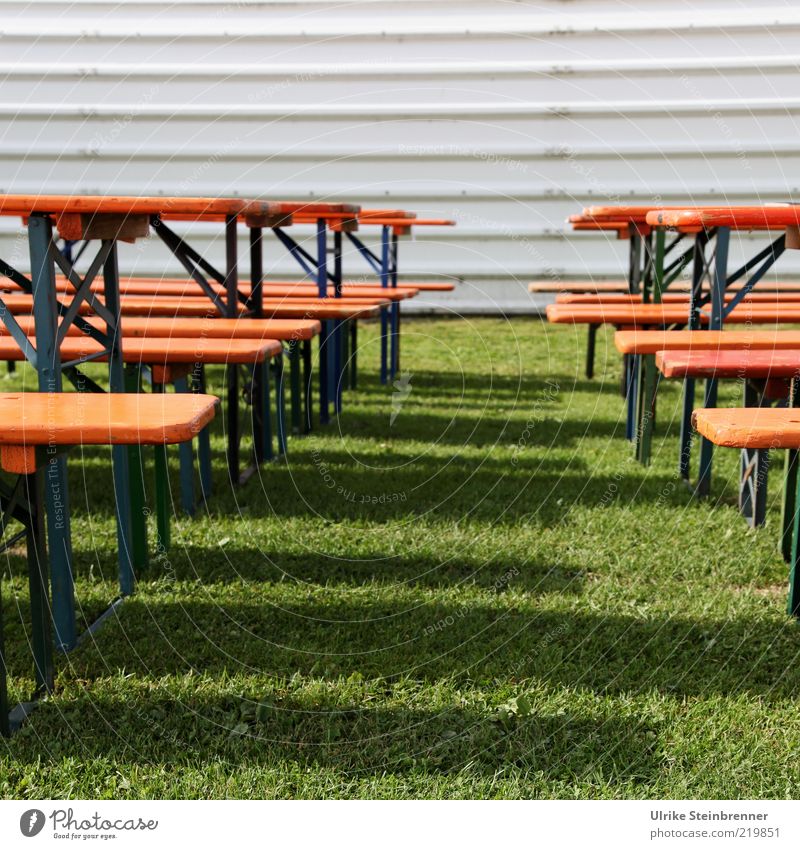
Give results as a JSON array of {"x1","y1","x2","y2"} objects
[{"x1": 1, "y1": 0, "x2": 799, "y2": 312}]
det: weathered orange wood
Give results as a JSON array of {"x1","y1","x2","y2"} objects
[
  {"x1": 615, "y1": 330, "x2": 800, "y2": 355},
  {"x1": 692, "y1": 407, "x2": 800, "y2": 449},
  {"x1": 254, "y1": 303, "x2": 381, "y2": 320},
  {"x1": 0, "y1": 391, "x2": 218, "y2": 473},
  {"x1": 532, "y1": 280, "x2": 800, "y2": 295},
  {"x1": 261, "y1": 286, "x2": 414, "y2": 301},
  {"x1": 0, "y1": 336, "x2": 282, "y2": 366},
  {"x1": 546, "y1": 303, "x2": 690, "y2": 325},
  {"x1": 656, "y1": 349, "x2": 800, "y2": 379},
  {"x1": 0, "y1": 294, "x2": 386, "y2": 319},
  {"x1": 555, "y1": 292, "x2": 800, "y2": 305},
  {"x1": 548, "y1": 302, "x2": 800, "y2": 326},
  {"x1": 99, "y1": 317, "x2": 321, "y2": 342},
  {"x1": 646, "y1": 206, "x2": 800, "y2": 230},
  {"x1": 0, "y1": 194, "x2": 359, "y2": 219},
  {"x1": 529, "y1": 281, "x2": 629, "y2": 294}
]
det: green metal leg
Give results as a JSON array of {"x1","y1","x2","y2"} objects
[
  {"x1": 194, "y1": 367, "x2": 213, "y2": 500},
  {"x1": 341, "y1": 320, "x2": 351, "y2": 391},
  {"x1": 275, "y1": 354, "x2": 287, "y2": 457},
  {"x1": 257, "y1": 360, "x2": 273, "y2": 463},
  {"x1": 788, "y1": 464, "x2": 800, "y2": 617},
  {"x1": 585, "y1": 324, "x2": 597, "y2": 379},
  {"x1": 103, "y1": 243, "x2": 135, "y2": 597},
  {"x1": 28, "y1": 214, "x2": 76, "y2": 652},
  {"x1": 350, "y1": 322, "x2": 358, "y2": 390},
  {"x1": 739, "y1": 380, "x2": 769, "y2": 529},
  {"x1": 125, "y1": 365, "x2": 148, "y2": 572},
  {"x1": 0, "y1": 574, "x2": 7, "y2": 737},
  {"x1": 289, "y1": 341, "x2": 302, "y2": 435},
  {"x1": 173, "y1": 377, "x2": 195, "y2": 516},
  {"x1": 696, "y1": 378, "x2": 719, "y2": 498},
  {"x1": 303, "y1": 339, "x2": 313, "y2": 434},
  {"x1": 152, "y1": 383, "x2": 171, "y2": 554},
  {"x1": 636, "y1": 353, "x2": 657, "y2": 466},
  {"x1": 679, "y1": 377, "x2": 696, "y2": 481},
  {"x1": 781, "y1": 449, "x2": 798, "y2": 563},
  {"x1": 24, "y1": 467, "x2": 54, "y2": 696}
]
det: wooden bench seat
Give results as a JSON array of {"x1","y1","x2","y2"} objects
[
  {"x1": 0, "y1": 391, "x2": 219, "y2": 473},
  {"x1": 547, "y1": 303, "x2": 800, "y2": 327},
  {"x1": 656, "y1": 349, "x2": 800, "y2": 380},
  {"x1": 530, "y1": 281, "x2": 629, "y2": 294},
  {"x1": 0, "y1": 335, "x2": 282, "y2": 377},
  {"x1": 0, "y1": 316, "x2": 322, "y2": 342},
  {"x1": 555, "y1": 292, "x2": 800, "y2": 305},
  {"x1": 0, "y1": 390, "x2": 218, "y2": 736},
  {"x1": 692, "y1": 407, "x2": 800, "y2": 449},
  {"x1": 0, "y1": 294, "x2": 383, "y2": 321},
  {"x1": 615, "y1": 330, "x2": 800, "y2": 356}
]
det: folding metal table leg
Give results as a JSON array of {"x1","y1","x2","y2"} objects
[
  {"x1": 739, "y1": 380, "x2": 769, "y2": 528},
  {"x1": 274, "y1": 354, "x2": 287, "y2": 456},
  {"x1": 678, "y1": 377, "x2": 696, "y2": 481},
  {"x1": 787, "y1": 465, "x2": 800, "y2": 617},
  {"x1": 152, "y1": 382, "x2": 171, "y2": 554},
  {"x1": 103, "y1": 243, "x2": 137, "y2": 595},
  {"x1": 303, "y1": 339, "x2": 313, "y2": 433},
  {"x1": 194, "y1": 366, "x2": 213, "y2": 501},
  {"x1": 288, "y1": 341, "x2": 302, "y2": 435},
  {"x1": 125, "y1": 364, "x2": 148, "y2": 571},
  {"x1": 24, "y1": 466, "x2": 54, "y2": 697},
  {"x1": 174, "y1": 376, "x2": 196, "y2": 516},
  {"x1": 696, "y1": 378, "x2": 719, "y2": 498},
  {"x1": 780, "y1": 380, "x2": 800, "y2": 562},
  {"x1": 782, "y1": 449, "x2": 799, "y2": 563},
  {"x1": 254, "y1": 361, "x2": 273, "y2": 463},
  {"x1": 319, "y1": 322, "x2": 330, "y2": 426},
  {"x1": 350, "y1": 322, "x2": 358, "y2": 390},
  {"x1": 0, "y1": 576, "x2": 8, "y2": 737},
  {"x1": 28, "y1": 214, "x2": 76, "y2": 651},
  {"x1": 585, "y1": 324, "x2": 597, "y2": 380}
]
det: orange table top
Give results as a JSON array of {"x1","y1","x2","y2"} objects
[
  {"x1": 529, "y1": 280, "x2": 629, "y2": 294},
  {"x1": 692, "y1": 407, "x2": 800, "y2": 450},
  {"x1": 646, "y1": 205, "x2": 800, "y2": 230},
  {"x1": 40, "y1": 280, "x2": 413, "y2": 302},
  {"x1": 555, "y1": 292, "x2": 800, "y2": 305},
  {"x1": 546, "y1": 303, "x2": 690, "y2": 325},
  {"x1": 0, "y1": 334, "x2": 282, "y2": 365},
  {"x1": 0, "y1": 315, "x2": 321, "y2": 342},
  {"x1": 656, "y1": 348, "x2": 800, "y2": 379},
  {"x1": 546, "y1": 302, "x2": 800, "y2": 326},
  {"x1": 615, "y1": 329, "x2": 800, "y2": 355},
  {"x1": 0, "y1": 194, "x2": 360, "y2": 222},
  {"x1": 0, "y1": 392, "x2": 218, "y2": 447}
]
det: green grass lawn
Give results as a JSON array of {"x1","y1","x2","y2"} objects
[{"x1": 2, "y1": 316, "x2": 800, "y2": 799}]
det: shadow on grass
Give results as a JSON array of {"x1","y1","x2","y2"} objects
[
  {"x1": 56, "y1": 596, "x2": 800, "y2": 700},
  {"x1": 10, "y1": 688, "x2": 662, "y2": 789}
]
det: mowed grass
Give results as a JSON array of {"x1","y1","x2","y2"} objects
[{"x1": 2, "y1": 315, "x2": 800, "y2": 799}]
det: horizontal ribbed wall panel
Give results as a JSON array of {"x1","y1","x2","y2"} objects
[{"x1": 0, "y1": 0, "x2": 797, "y2": 311}]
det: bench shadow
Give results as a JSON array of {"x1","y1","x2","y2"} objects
[
  {"x1": 58, "y1": 597, "x2": 800, "y2": 701},
  {"x1": 11, "y1": 690, "x2": 662, "y2": 791}
]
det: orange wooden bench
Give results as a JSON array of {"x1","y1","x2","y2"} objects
[
  {"x1": 656, "y1": 346, "x2": 800, "y2": 531},
  {"x1": 615, "y1": 330, "x2": 800, "y2": 356},
  {"x1": 0, "y1": 332, "x2": 285, "y2": 489},
  {"x1": 656, "y1": 349, "x2": 800, "y2": 380},
  {"x1": 555, "y1": 292, "x2": 800, "y2": 305},
  {"x1": 693, "y1": 406, "x2": 800, "y2": 449},
  {"x1": 0, "y1": 390, "x2": 218, "y2": 737},
  {"x1": 692, "y1": 402, "x2": 800, "y2": 619}
]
